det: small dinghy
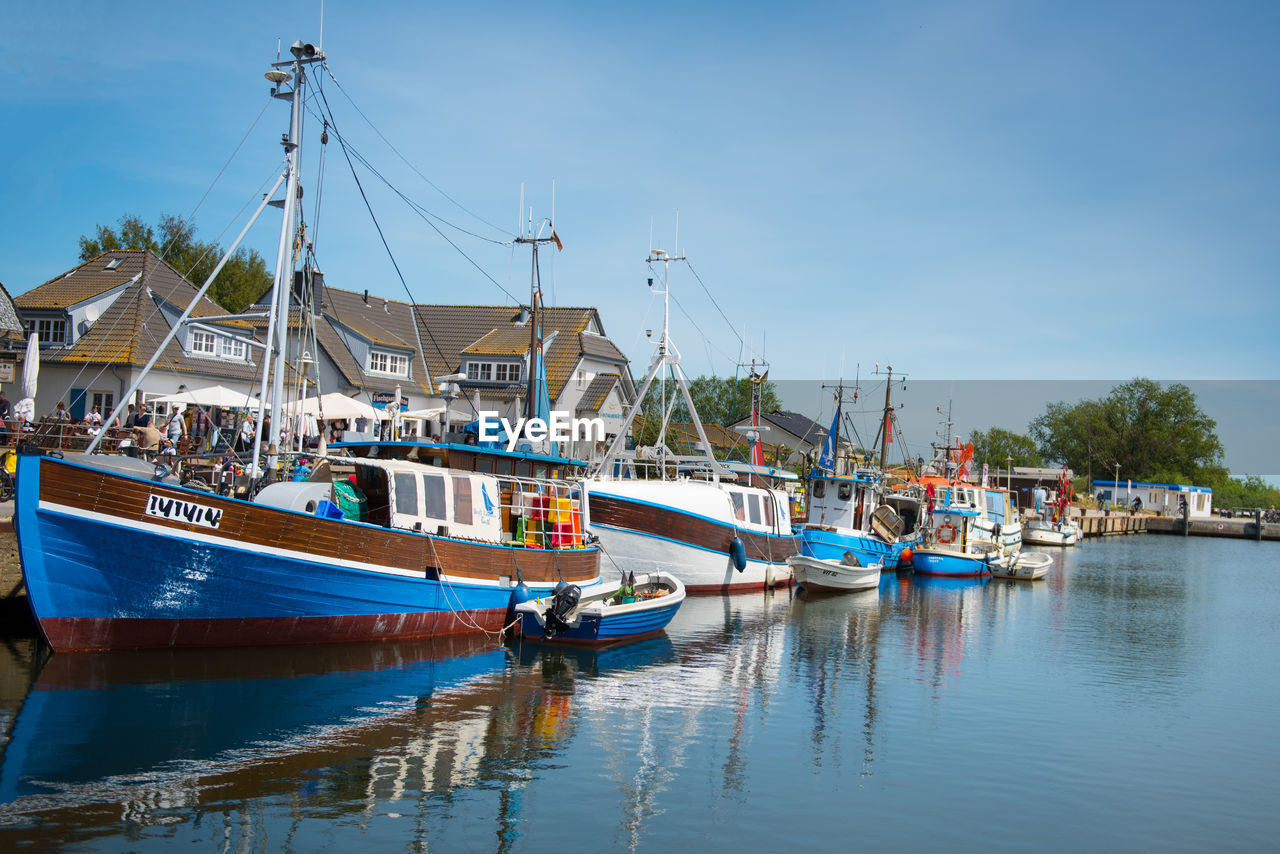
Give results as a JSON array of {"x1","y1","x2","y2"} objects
[
  {"x1": 515, "y1": 571, "x2": 686, "y2": 645},
  {"x1": 990, "y1": 550, "x2": 1052, "y2": 580},
  {"x1": 788, "y1": 552, "x2": 882, "y2": 593}
]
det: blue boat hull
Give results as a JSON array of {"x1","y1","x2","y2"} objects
[
  {"x1": 518, "y1": 595, "x2": 683, "y2": 645},
  {"x1": 911, "y1": 548, "x2": 991, "y2": 577},
  {"x1": 799, "y1": 526, "x2": 914, "y2": 568},
  {"x1": 14, "y1": 454, "x2": 600, "y2": 651}
]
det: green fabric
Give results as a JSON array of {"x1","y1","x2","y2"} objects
[{"x1": 332, "y1": 481, "x2": 367, "y2": 521}]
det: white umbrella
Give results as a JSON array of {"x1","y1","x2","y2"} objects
[
  {"x1": 284, "y1": 392, "x2": 388, "y2": 422},
  {"x1": 152, "y1": 384, "x2": 261, "y2": 409},
  {"x1": 14, "y1": 333, "x2": 38, "y2": 423}
]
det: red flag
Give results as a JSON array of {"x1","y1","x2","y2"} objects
[
  {"x1": 551, "y1": 229, "x2": 563, "y2": 251},
  {"x1": 886, "y1": 418, "x2": 893, "y2": 444}
]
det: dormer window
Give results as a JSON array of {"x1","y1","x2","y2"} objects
[
  {"x1": 369, "y1": 350, "x2": 409, "y2": 377},
  {"x1": 191, "y1": 330, "x2": 217, "y2": 356},
  {"x1": 33, "y1": 319, "x2": 66, "y2": 346},
  {"x1": 220, "y1": 337, "x2": 246, "y2": 360},
  {"x1": 466, "y1": 360, "x2": 521, "y2": 384}
]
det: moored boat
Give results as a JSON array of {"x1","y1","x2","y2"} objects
[
  {"x1": 583, "y1": 250, "x2": 797, "y2": 593},
  {"x1": 788, "y1": 552, "x2": 882, "y2": 593},
  {"x1": 12, "y1": 42, "x2": 602, "y2": 653},
  {"x1": 15, "y1": 451, "x2": 600, "y2": 652},
  {"x1": 1022, "y1": 519, "x2": 1081, "y2": 546},
  {"x1": 514, "y1": 571, "x2": 686, "y2": 645},
  {"x1": 989, "y1": 550, "x2": 1052, "y2": 580}
]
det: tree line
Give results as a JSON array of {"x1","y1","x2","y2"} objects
[{"x1": 969, "y1": 378, "x2": 1278, "y2": 509}]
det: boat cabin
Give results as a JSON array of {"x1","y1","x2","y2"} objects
[
  {"x1": 334, "y1": 440, "x2": 587, "y2": 482},
  {"x1": 256, "y1": 456, "x2": 585, "y2": 550}
]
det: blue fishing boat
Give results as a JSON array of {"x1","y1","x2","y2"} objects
[
  {"x1": 514, "y1": 571, "x2": 686, "y2": 645},
  {"x1": 795, "y1": 377, "x2": 922, "y2": 577},
  {"x1": 11, "y1": 42, "x2": 601, "y2": 652},
  {"x1": 912, "y1": 477, "x2": 1000, "y2": 577}
]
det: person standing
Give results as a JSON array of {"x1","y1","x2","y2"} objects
[
  {"x1": 123, "y1": 403, "x2": 138, "y2": 428},
  {"x1": 166, "y1": 406, "x2": 186, "y2": 445}
]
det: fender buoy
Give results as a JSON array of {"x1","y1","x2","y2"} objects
[
  {"x1": 898, "y1": 547, "x2": 914, "y2": 567},
  {"x1": 937, "y1": 523, "x2": 956, "y2": 544},
  {"x1": 730, "y1": 536, "x2": 747, "y2": 572}
]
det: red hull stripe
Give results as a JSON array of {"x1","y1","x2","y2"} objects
[{"x1": 39, "y1": 609, "x2": 508, "y2": 653}]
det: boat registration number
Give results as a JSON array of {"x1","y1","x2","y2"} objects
[{"x1": 146, "y1": 494, "x2": 224, "y2": 529}]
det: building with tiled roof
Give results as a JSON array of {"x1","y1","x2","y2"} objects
[
  {"x1": 729, "y1": 409, "x2": 856, "y2": 468},
  {"x1": 10, "y1": 250, "x2": 261, "y2": 419},
  {"x1": 411, "y1": 304, "x2": 635, "y2": 442},
  {"x1": 664, "y1": 421, "x2": 785, "y2": 465},
  {"x1": 7, "y1": 253, "x2": 637, "y2": 448}
]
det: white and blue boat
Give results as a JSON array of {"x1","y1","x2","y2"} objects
[
  {"x1": 916, "y1": 478, "x2": 1013, "y2": 578},
  {"x1": 514, "y1": 571, "x2": 686, "y2": 646},
  {"x1": 799, "y1": 468, "x2": 921, "y2": 570},
  {"x1": 794, "y1": 382, "x2": 922, "y2": 578}
]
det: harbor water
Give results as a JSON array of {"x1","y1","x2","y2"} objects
[{"x1": 1, "y1": 535, "x2": 1277, "y2": 851}]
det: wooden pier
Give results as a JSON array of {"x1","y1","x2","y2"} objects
[{"x1": 1074, "y1": 512, "x2": 1280, "y2": 541}]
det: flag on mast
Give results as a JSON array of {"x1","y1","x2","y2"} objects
[{"x1": 817, "y1": 396, "x2": 840, "y2": 473}]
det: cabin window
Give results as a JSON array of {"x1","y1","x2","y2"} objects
[
  {"x1": 452, "y1": 476, "x2": 473, "y2": 526},
  {"x1": 495, "y1": 457, "x2": 514, "y2": 476},
  {"x1": 838, "y1": 482, "x2": 853, "y2": 502},
  {"x1": 535, "y1": 465, "x2": 548, "y2": 480},
  {"x1": 423, "y1": 474, "x2": 447, "y2": 519},
  {"x1": 476, "y1": 457, "x2": 495, "y2": 474},
  {"x1": 731, "y1": 492, "x2": 746, "y2": 522},
  {"x1": 394, "y1": 472, "x2": 419, "y2": 516},
  {"x1": 984, "y1": 492, "x2": 1005, "y2": 523},
  {"x1": 812, "y1": 480, "x2": 826, "y2": 499},
  {"x1": 747, "y1": 494, "x2": 762, "y2": 525},
  {"x1": 516, "y1": 462, "x2": 532, "y2": 479},
  {"x1": 763, "y1": 496, "x2": 775, "y2": 527}
]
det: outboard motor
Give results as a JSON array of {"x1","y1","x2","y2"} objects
[{"x1": 543, "y1": 580, "x2": 581, "y2": 638}]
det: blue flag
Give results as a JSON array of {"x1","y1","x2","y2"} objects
[{"x1": 817, "y1": 400, "x2": 840, "y2": 473}]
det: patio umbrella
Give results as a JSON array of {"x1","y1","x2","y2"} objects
[
  {"x1": 14, "y1": 333, "x2": 38, "y2": 423},
  {"x1": 152, "y1": 384, "x2": 262, "y2": 409}
]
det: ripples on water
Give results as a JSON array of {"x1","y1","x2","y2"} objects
[{"x1": 1, "y1": 536, "x2": 1277, "y2": 851}]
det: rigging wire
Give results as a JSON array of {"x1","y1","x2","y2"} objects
[
  {"x1": 323, "y1": 63, "x2": 510, "y2": 239},
  {"x1": 315, "y1": 88, "x2": 521, "y2": 305},
  {"x1": 314, "y1": 86, "x2": 476, "y2": 383},
  {"x1": 684, "y1": 259, "x2": 745, "y2": 351}
]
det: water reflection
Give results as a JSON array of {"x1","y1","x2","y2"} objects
[{"x1": 788, "y1": 586, "x2": 885, "y2": 776}]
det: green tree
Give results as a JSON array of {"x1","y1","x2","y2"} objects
[
  {"x1": 79, "y1": 213, "x2": 272, "y2": 312},
  {"x1": 1029, "y1": 378, "x2": 1223, "y2": 484},
  {"x1": 970, "y1": 427, "x2": 1044, "y2": 470}
]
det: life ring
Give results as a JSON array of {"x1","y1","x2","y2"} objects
[{"x1": 936, "y1": 523, "x2": 956, "y2": 544}]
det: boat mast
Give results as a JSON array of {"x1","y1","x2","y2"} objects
[
  {"x1": 878, "y1": 365, "x2": 893, "y2": 471},
  {"x1": 250, "y1": 40, "x2": 322, "y2": 477},
  {"x1": 515, "y1": 218, "x2": 556, "y2": 427},
  {"x1": 591, "y1": 248, "x2": 724, "y2": 483}
]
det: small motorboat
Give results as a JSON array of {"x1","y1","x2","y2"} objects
[
  {"x1": 990, "y1": 550, "x2": 1052, "y2": 580},
  {"x1": 789, "y1": 552, "x2": 882, "y2": 593},
  {"x1": 515, "y1": 571, "x2": 686, "y2": 645},
  {"x1": 1022, "y1": 519, "x2": 1081, "y2": 547}
]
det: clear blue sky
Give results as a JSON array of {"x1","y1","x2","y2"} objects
[{"x1": 4, "y1": 0, "x2": 1277, "y2": 395}]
